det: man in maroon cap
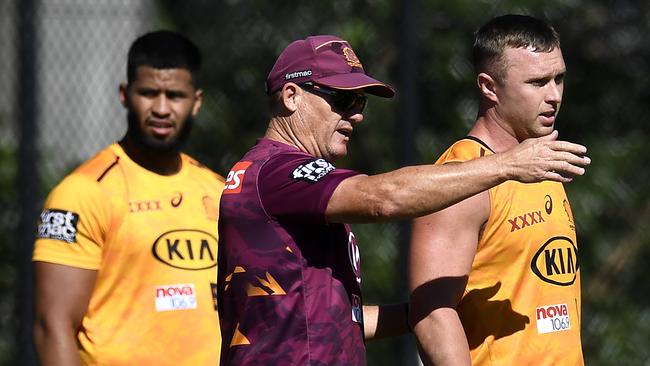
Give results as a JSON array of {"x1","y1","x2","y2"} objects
[{"x1": 216, "y1": 34, "x2": 590, "y2": 365}]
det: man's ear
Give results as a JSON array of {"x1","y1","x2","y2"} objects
[
  {"x1": 477, "y1": 72, "x2": 498, "y2": 103},
  {"x1": 191, "y1": 88, "x2": 203, "y2": 117},
  {"x1": 118, "y1": 83, "x2": 129, "y2": 108},
  {"x1": 281, "y1": 83, "x2": 300, "y2": 113}
]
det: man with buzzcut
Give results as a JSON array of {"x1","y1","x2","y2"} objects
[
  {"x1": 409, "y1": 15, "x2": 585, "y2": 365},
  {"x1": 217, "y1": 34, "x2": 590, "y2": 365}
]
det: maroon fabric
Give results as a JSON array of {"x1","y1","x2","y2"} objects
[
  {"x1": 265, "y1": 35, "x2": 394, "y2": 98},
  {"x1": 217, "y1": 138, "x2": 366, "y2": 365}
]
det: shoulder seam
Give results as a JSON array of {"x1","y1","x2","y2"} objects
[
  {"x1": 96, "y1": 156, "x2": 120, "y2": 182},
  {"x1": 462, "y1": 136, "x2": 495, "y2": 154}
]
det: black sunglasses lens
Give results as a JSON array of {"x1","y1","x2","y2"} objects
[
  {"x1": 332, "y1": 92, "x2": 366, "y2": 113},
  {"x1": 302, "y1": 83, "x2": 366, "y2": 113},
  {"x1": 354, "y1": 95, "x2": 367, "y2": 112}
]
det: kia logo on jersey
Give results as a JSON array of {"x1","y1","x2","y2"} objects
[
  {"x1": 152, "y1": 229, "x2": 217, "y2": 270},
  {"x1": 530, "y1": 236, "x2": 579, "y2": 286},
  {"x1": 223, "y1": 161, "x2": 253, "y2": 194}
]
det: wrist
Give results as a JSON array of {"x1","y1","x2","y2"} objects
[{"x1": 493, "y1": 152, "x2": 512, "y2": 182}]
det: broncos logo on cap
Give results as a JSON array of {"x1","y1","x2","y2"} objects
[
  {"x1": 342, "y1": 47, "x2": 363, "y2": 68},
  {"x1": 315, "y1": 40, "x2": 364, "y2": 69}
]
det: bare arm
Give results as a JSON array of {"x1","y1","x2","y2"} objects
[
  {"x1": 408, "y1": 190, "x2": 490, "y2": 366},
  {"x1": 34, "y1": 262, "x2": 97, "y2": 366},
  {"x1": 326, "y1": 131, "x2": 589, "y2": 223},
  {"x1": 363, "y1": 303, "x2": 410, "y2": 341}
]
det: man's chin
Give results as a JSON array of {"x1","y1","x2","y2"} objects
[
  {"x1": 327, "y1": 147, "x2": 348, "y2": 161},
  {"x1": 141, "y1": 136, "x2": 184, "y2": 153},
  {"x1": 523, "y1": 126, "x2": 555, "y2": 140}
]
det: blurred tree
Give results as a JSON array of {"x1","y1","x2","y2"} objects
[{"x1": 0, "y1": 143, "x2": 18, "y2": 365}]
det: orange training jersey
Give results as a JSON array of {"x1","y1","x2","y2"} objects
[
  {"x1": 34, "y1": 143, "x2": 224, "y2": 365},
  {"x1": 437, "y1": 137, "x2": 583, "y2": 366}
]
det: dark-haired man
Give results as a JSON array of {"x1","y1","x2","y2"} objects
[
  {"x1": 410, "y1": 15, "x2": 584, "y2": 365},
  {"x1": 33, "y1": 30, "x2": 224, "y2": 365},
  {"x1": 217, "y1": 34, "x2": 589, "y2": 365}
]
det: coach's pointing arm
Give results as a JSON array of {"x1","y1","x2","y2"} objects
[{"x1": 325, "y1": 131, "x2": 589, "y2": 224}]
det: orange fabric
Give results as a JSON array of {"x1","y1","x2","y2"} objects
[
  {"x1": 437, "y1": 138, "x2": 583, "y2": 366},
  {"x1": 34, "y1": 143, "x2": 224, "y2": 365}
]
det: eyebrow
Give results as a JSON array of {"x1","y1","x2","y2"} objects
[{"x1": 525, "y1": 68, "x2": 566, "y2": 81}]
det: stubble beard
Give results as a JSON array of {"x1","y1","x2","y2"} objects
[{"x1": 125, "y1": 110, "x2": 193, "y2": 154}]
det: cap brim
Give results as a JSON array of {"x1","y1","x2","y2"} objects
[{"x1": 314, "y1": 73, "x2": 395, "y2": 98}]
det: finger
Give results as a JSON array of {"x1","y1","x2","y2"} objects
[
  {"x1": 553, "y1": 151, "x2": 591, "y2": 167},
  {"x1": 550, "y1": 160, "x2": 586, "y2": 176},
  {"x1": 543, "y1": 171, "x2": 574, "y2": 183},
  {"x1": 547, "y1": 140, "x2": 588, "y2": 155}
]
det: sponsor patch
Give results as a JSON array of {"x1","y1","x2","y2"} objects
[
  {"x1": 536, "y1": 303, "x2": 571, "y2": 334},
  {"x1": 563, "y1": 199, "x2": 575, "y2": 231},
  {"x1": 508, "y1": 210, "x2": 545, "y2": 232},
  {"x1": 351, "y1": 294, "x2": 363, "y2": 324},
  {"x1": 530, "y1": 236, "x2": 579, "y2": 286},
  {"x1": 223, "y1": 161, "x2": 252, "y2": 194},
  {"x1": 291, "y1": 159, "x2": 335, "y2": 183},
  {"x1": 37, "y1": 209, "x2": 79, "y2": 243},
  {"x1": 285, "y1": 70, "x2": 312, "y2": 80},
  {"x1": 129, "y1": 200, "x2": 161, "y2": 213},
  {"x1": 155, "y1": 283, "x2": 197, "y2": 311},
  {"x1": 152, "y1": 229, "x2": 217, "y2": 270},
  {"x1": 347, "y1": 232, "x2": 362, "y2": 284}
]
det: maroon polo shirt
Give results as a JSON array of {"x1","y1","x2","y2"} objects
[{"x1": 217, "y1": 138, "x2": 366, "y2": 365}]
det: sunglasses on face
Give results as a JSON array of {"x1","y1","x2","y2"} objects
[{"x1": 299, "y1": 82, "x2": 367, "y2": 114}]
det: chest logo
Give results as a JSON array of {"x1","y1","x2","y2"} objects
[
  {"x1": 129, "y1": 200, "x2": 161, "y2": 213},
  {"x1": 531, "y1": 236, "x2": 579, "y2": 286},
  {"x1": 155, "y1": 283, "x2": 197, "y2": 312},
  {"x1": 152, "y1": 229, "x2": 217, "y2": 270},
  {"x1": 347, "y1": 231, "x2": 362, "y2": 284},
  {"x1": 536, "y1": 303, "x2": 571, "y2": 334},
  {"x1": 563, "y1": 199, "x2": 575, "y2": 231},
  {"x1": 171, "y1": 192, "x2": 183, "y2": 207},
  {"x1": 223, "y1": 161, "x2": 253, "y2": 194},
  {"x1": 545, "y1": 195, "x2": 553, "y2": 215},
  {"x1": 508, "y1": 210, "x2": 545, "y2": 232}
]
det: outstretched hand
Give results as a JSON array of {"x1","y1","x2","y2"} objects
[{"x1": 499, "y1": 130, "x2": 591, "y2": 183}]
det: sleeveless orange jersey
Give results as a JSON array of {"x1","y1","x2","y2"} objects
[
  {"x1": 34, "y1": 143, "x2": 224, "y2": 365},
  {"x1": 436, "y1": 137, "x2": 583, "y2": 366}
]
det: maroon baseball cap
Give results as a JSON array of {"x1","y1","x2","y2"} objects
[{"x1": 265, "y1": 35, "x2": 395, "y2": 98}]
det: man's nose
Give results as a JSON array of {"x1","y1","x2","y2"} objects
[
  {"x1": 546, "y1": 82, "x2": 563, "y2": 105},
  {"x1": 348, "y1": 111, "x2": 364, "y2": 125},
  {"x1": 152, "y1": 95, "x2": 171, "y2": 116}
]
